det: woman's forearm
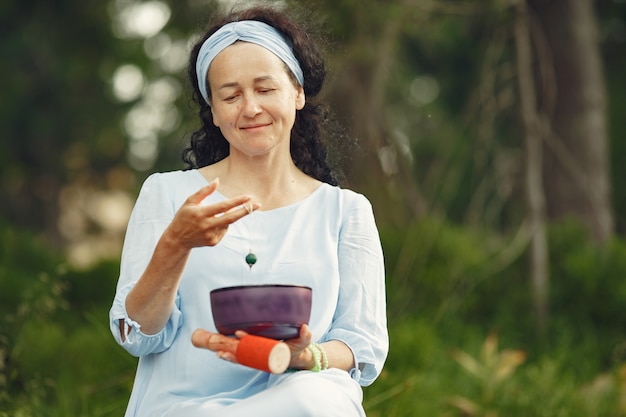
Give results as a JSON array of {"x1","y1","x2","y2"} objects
[
  {"x1": 290, "y1": 339, "x2": 355, "y2": 371},
  {"x1": 124, "y1": 230, "x2": 190, "y2": 335},
  {"x1": 323, "y1": 340, "x2": 355, "y2": 371}
]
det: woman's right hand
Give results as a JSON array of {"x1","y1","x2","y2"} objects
[
  {"x1": 164, "y1": 178, "x2": 260, "y2": 250},
  {"x1": 124, "y1": 179, "x2": 259, "y2": 336}
]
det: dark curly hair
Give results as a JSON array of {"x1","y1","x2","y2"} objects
[{"x1": 182, "y1": 5, "x2": 346, "y2": 185}]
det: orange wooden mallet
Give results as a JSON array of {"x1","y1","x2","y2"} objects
[
  {"x1": 192, "y1": 330, "x2": 291, "y2": 374},
  {"x1": 235, "y1": 334, "x2": 290, "y2": 374}
]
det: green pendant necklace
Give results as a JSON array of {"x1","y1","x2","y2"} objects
[
  {"x1": 245, "y1": 252, "x2": 257, "y2": 268},
  {"x1": 244, "y1": 203, "x2": 257, "y2": 269}
]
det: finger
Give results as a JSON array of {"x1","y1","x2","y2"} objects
[
  {"x1": 291, "y1": 324, "x2": 311, "y2": 345},
  {"x1": 283, "y1": 324, "x2": 311, "y2": 355},
  {"x1": 216, "y1": 202, "x2": 262, "y2": 225},
  {"x1": 217, "y1": 351, "x2": 238, "y2": 363},
  {"x1": 200, "y1": 202, "x2": 260, "y2": 234},
  {"x1": 191, "y1": 329, "x2": 239, "y2": 353},
  {"x1": 186, "y1": 179, "x2": 219, "y2": 205},
  {"x1": 191, "y1": 328, "x2": 216, "y2": 349},
  {"x1": 234, "y1": 330, "x2": 250, "y2": 339},
  {"x1": 201, "y1": 195, "x2": 254, "y2": 218},
  {"x1": 299, "y1": 324, "x2": 312, "y2": 340}
]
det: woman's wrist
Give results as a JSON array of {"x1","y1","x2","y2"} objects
[
  {"x1": 160, "y1": 225, "x2": 184, "y2": 250},
  {"x1": 158, "y1": 227, "x2": 194, "y2": 260},
  {"x1": 290, "y1": 345, "x2": 315, "y2": 370},
  {"x1": 289, "y1": 343, "x2": 329, "y2": 371}
]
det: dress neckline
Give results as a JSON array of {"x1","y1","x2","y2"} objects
[{"x1": 191, "y1": 169, "x2": 328, "y2": 213}]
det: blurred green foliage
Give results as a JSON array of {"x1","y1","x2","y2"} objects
[
  {"x1": 0, "y1": 221, "x2": 134, "y2": 415},
  {"x1": 368, "y1": 219, "x2": 626, "y2": 417}
]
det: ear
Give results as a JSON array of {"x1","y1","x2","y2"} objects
[
  {"x1": 295, "y1": 86, "x2": 305, "y2": 110},
  {"x1": 211, "y1": 105, "x2": 220, "y2": 127}
]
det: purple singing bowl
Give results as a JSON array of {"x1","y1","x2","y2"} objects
[{"x1": 210, "y1": 285, "x2": 312, "y2": 340}]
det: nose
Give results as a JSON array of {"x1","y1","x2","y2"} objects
[{"x1": 241, "y1": 94, "x2": 262, "y2": 117}]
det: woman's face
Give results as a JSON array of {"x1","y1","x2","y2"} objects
[{"x1": 207, "y1": 41, "x2": 305, "y2": 158}]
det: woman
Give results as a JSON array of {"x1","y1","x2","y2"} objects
[{"x1": 109, "y1": 5, "x2": 388, "y2": 417}]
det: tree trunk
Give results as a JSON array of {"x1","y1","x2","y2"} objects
[
  {"x1": 515, "y1": 0, "x2": 550, "y2": 334},
  {"x1": 326, "y1": 13, "x2": 426, "y2": 227},
  {"x1": 531, "y1": 0, "x2": 613, "y2": 244}
]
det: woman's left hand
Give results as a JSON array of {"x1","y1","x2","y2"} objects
[
  {"x1": 191, "y1": 325, "x2": 315, "y2": 370},
  {"x1": 191, "y1": 329, "x2": 241, "y2": 362},
  {"x1": 284, "y1": 324, "x2": 314, "y2": 369}
]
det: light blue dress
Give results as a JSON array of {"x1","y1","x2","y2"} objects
[{"x1": 109, "y1": 170, "x2": 388, "y2": 417}]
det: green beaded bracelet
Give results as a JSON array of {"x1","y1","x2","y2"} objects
[
  {"x1": 314, "y1": 343, "x2": 328, "y2": 371},
  {"x1": 306, "y1": 344, "x2": 322, "y2": 372}
]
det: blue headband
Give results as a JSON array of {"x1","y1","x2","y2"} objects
[{"x1": 195, "y1": 20, "x2": 304, "y2": 105}]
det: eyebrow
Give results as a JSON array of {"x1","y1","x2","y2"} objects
[{"x1": 217, "y1": 75, "x2": 277, "y2": 90}]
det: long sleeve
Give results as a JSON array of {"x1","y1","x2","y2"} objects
[
  {"x1": 325, "y1": 193, "x2": 388, "y2": 386},
  {"x1": 109, "y1": 173, "x2": 184, "y2": 357}
]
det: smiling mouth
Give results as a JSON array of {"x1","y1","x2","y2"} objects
[{"x1": 240, "y1": 123, "x2": 270, "y2": 130}]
